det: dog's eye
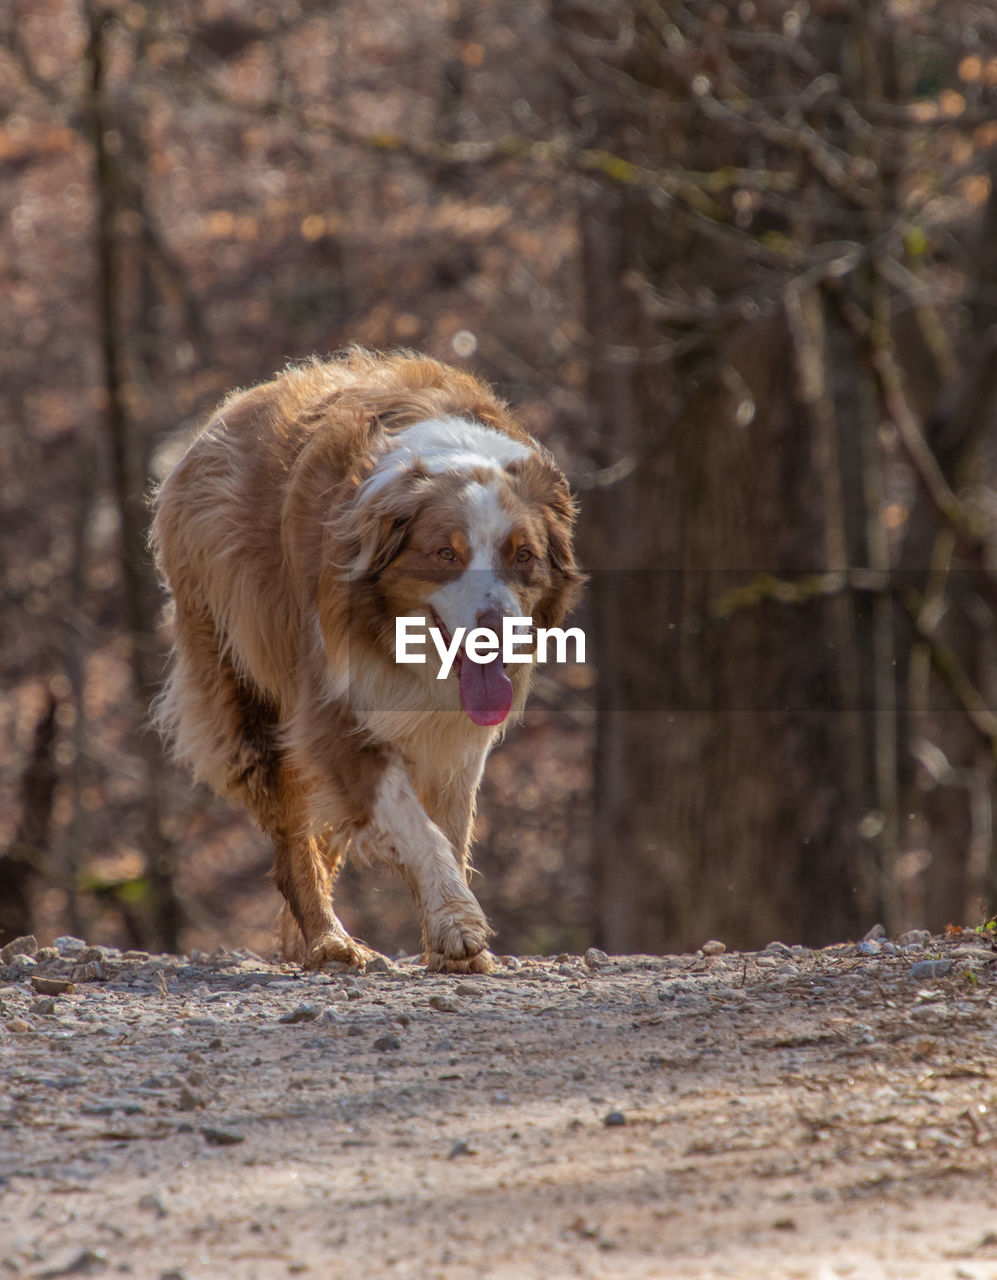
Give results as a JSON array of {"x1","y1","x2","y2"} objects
[
  {"x1": 438, "y1": 547, "x2": 457, "y2": 562},
  {"x1": 515, "y1": 547, "x2": 534, "y2": 564}
]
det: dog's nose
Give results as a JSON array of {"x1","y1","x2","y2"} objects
[{"x1": 475, "y1": 605, "x2": 505, "y2": 634}]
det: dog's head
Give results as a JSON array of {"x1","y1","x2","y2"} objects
[{"x1": 334, "y1": 416, "x2": 582, "y2": 726}]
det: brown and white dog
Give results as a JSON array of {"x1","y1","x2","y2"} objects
[{"x1": 151, "y1": 349, "x2": 582, "y2": 972}]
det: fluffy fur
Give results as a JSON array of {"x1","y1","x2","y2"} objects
[{"x1": 151, "y1": 349, "x2": 581, "y2": 972}]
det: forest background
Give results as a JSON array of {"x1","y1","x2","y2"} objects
[{"x1": 3, "y1": 0, "x2": 997, "y2": 962}]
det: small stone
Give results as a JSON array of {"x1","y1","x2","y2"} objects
[
  {"x1": 701, "y1": 940, "x2": 726, "y2": 957},
  {"x1": 763, "y1": 941, "x2": 793, "y2": 956},
  {"x1": 54, "y1": 935, "x2": 87, "y2": 957},
  {"x1": 279, "y1": 1004, "x2": 319, "y2": 1024},
  {"x1": 858, "y1": 939, "x2": 882, "y2": 956},
  {"x1": 7, "y1": 1017, "x2": 31, "y2": 1033},
  {"x1": 30, "y1": 997, "x2": 56, "y2": 1016},
  {"x1": 908, "y1": 959, "x2": 952, "y2": 981},
  {"x1": 72, "y1": 961, "x2": 103, "y2": 983},
  {"x1": 347, "y1": 1023, "x2": 365, "y2": 1037},
  {"x1": 76, "y1": 945, "x2": 107, "y2": 963},
  {"x1": 138, "y1": 1192, "x2": 168, "y2": 1217},
  {"x1": 429, "y1": 995, "x2": 458, "y2": 1013},
  {"x1": 862, "y1": 923, "x2": 887, "y2": 942},
  {"x1": 373, "y1": 1033, "x2": 401, "y2": 1052},
  {"x1": 448, "y1": 1138, "x2": 474, "y2": 1158},
  {"x1": 364, "y1": 954, "x2": 394, "y2": 975},
  {"x1": 9, "y1": 954, "x2": 37, "y2": 972},
  {"x1": 177, "y1": 1085, "x2": 202, "y2": 1111},
  {"x1": 584, "y1": 947, "x2": 610, "y2": 969},
  {"x1": 44, "y1": 1249, "x2": 107, "y2": 1275},
  {"x1": 454, "y1": 982, "x2": 482, "y2": 997},
  {"x1": 502, "y1": 956, "x2": 522, "y2": 970},
  {"x1": 1, "y1": 935, "x2": 38, "y2": 964},
  {"x1": 31, "y1": 976, "x2": 76, "y2": 996},
  {"x1": 898, "y1": 929, "x2": 931, "y2": 947},
  {"x1": 81, "y1": 1099, "x2": 144, "y2": 1116},
  {"x1": 314, "y1": 1008, "x2": 342, "y2": 1026},
  {"x1": 201, "y1": 1126, "x2": 244, "y2": 1145},
  {"x1": 603, "y1": 1110, "x2": 626, "y2": 1127},
  {"x1": 34, "y1": 946, "x2": 60, "y2": 965}
]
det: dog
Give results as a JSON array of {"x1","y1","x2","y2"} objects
[{"x1": 151, "y1": 349, "x2": 582, "y2": 972}]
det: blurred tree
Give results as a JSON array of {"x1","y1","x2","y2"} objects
[
  {"x1": 553, "y1": 0, "x2": 997, "y2": 950},
  {"x1": 84, "y1": 0, "x2": 182, "y2": 949}
]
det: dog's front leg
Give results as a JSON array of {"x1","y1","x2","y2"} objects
[{"x1": 352, "y1": 762, "x2": 494, "y2": 973}]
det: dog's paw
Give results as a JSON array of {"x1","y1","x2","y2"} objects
[
  {"x1": 422, "y1": 898, "x2": 492, "y2": 967},
  {"x1": 303, "y1": 930, "x2": 378, "y2": 972},
  {"x1": 424, "y1": 948, "x2": 497, "y2": 975}
]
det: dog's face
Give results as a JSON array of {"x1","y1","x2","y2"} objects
[{"x1": 340, "y1": 417, "x2": 581, "y2": 726}]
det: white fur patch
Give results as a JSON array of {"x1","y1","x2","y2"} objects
[
  {"x1": 428, "y1": 479, "x2": 520, "y2": 634},
  {"x1": 360, "y1": 416, "x2": 530, "y2": 502},
  {"x1": 352, "y1": 762, "x2": 488, "y2": 954}
]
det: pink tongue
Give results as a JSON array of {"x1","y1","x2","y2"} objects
[{"x1": 459, "y1": 652, "x2": 513, "y2": 726}]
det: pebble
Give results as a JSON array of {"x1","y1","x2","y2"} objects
[
  {"x1": 201, "y1": 1126, "x2": 244, "y2": 1145},
  {"x1": 584, "y1": 948, "x2": 610, "y2": 969},
  {"x1": 31, "y1": 976, "x2": 76, "y2": 996},
  {"x1": 76, "y1": 945, "x2": 109, "y2": 963},
  {"x1": 448, "y1": 1138, "x2": 474, "y2": 1158},
  {"x1": 138, "y1": 1192, "x2": 168, "y2": 1217},
  {"x1": 898, "y1": 929, "x2": 931, "y2": 947},
  {"x1": 908, "y1": 959, "x2": 952, "y2": 981},
  {"x1": 701, "y1": 940, "x2": 726, "y2": 957},
  {"x1": 429, "y1": 996, "x2": 458, "y2": 1013},
  {"x1": 603, "y1": 1110, "x2": 626, "y2": 1127},
  {"x1": 763, "y1": 941, "x2": 794, "y2": 957},
  {"x1": 373, "y1": 1033, "x2": 401, "y2": 1052},
  {"x1": 8, "y1": 954, "x2": 37, "y2": 972},
  {"x1": 1, "y1": 935, "x2": 38, "y2": 963},
  {"x1": 862, "y1": 923, "x2": 887, "y2": 942},
  {"x1": 53, "y1": 935, "x2": 87, "y2": 957},
  {"x1": 858, "y1": 939, "x2": 881, "y2": 956},
  {"x1": 45, "y1": 1249, "x2": 107, "y2": 1275},
  {"x1": 279, "y1": 1004, "x2": 319, "y2": 1024}
]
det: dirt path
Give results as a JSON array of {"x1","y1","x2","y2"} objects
[{"x1": 2, "y1": 931, "x2": 996, "y2": 1280}]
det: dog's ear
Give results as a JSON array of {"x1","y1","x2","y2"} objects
[
  {"x1": 507, "y1": 452, "x2": 585, "y2": 630},
  {"x1": 508, "y1": 452, "x2": 585, "y2": 621},
  {"x1": 326, "y1": 465, "x2": 430, "y2": 579},
  {"x1": 367, "y1": 512, "x2": 415, "y2": 575}
]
